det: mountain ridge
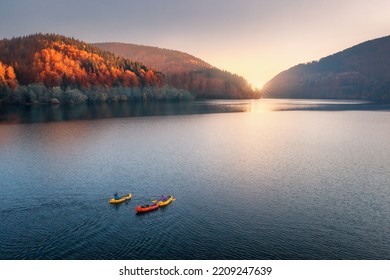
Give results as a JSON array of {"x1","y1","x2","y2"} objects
[{"x1": 263, "y1": 35, "x2": 390, "y2": 101}]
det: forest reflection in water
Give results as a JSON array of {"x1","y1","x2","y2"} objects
[
  {"x1": 0, "y1": 100, "x2": 252, "y2": 124},
  {"x1": 1, "y1": 99, "x2": 390, "y2": 124}
]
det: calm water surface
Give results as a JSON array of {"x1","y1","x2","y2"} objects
[{"x1": 1, "y1": 99, "x2": 390, "y2": 259}]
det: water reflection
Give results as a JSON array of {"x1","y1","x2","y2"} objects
[
  {"x1": 250, "y1": 99, "x2": 390, "y2": 112},
  {"x1": 1, "y1": 99, "x2": 390, "y2": 124},
  {"x1": 0, "y1": 101, "x2": 252, "y2": 124}
]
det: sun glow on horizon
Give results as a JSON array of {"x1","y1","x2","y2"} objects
[{"x1": 251, "y1": 80, "x2": 264, "y2": 90}]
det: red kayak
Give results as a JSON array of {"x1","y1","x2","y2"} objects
[{"x1": 136, "y1": 203, "x2": 159, "y2": 213}]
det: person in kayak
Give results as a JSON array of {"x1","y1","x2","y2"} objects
[
  {"x1": 158, "y1": 195, "x2": 167, "y2": 201},
  {"x1": 114, "y1": 192, "x2": 119, "y2": 200}
]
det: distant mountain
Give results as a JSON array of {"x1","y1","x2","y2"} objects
[
  {"x1": 94, "y1": 42, "x2": 260, "y2": 99},
  {"x1": 263, "y1": 35, "x2": 390, "y2": 101}
]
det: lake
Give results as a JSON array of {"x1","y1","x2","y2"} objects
[{"x1": 0, "y1": 99, "x2": 389, "y2": 259}]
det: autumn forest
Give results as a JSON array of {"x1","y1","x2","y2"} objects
[{"x1": 0, "y1": 34, "x2": 260, "y2": 105}]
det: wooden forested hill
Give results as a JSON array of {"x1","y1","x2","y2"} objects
[
  {"x1": 0, "y1": 34, "x2": 259, "y2": 104},
  {"x1": 94, "y1": 42, "x2": 260, "y2": 99},
  {"x1": 0, "y1": 33, "x2": 163, "y2": 89},
  {"x1": 263, "y1": 35, "x2": 390, "y2": 101}
]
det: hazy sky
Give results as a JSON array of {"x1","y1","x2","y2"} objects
[{"x1": 1, "y1": 0, "x2": 390, "y2": 88}]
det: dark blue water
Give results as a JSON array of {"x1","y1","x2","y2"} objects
[{"x1": 1, "y1": 99, "x2": 390, "y2": 259}]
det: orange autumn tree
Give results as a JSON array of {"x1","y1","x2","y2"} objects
[
  {"x1": 0, "y1": 61, "x2": 18, "y2": 89},
  {"x1": 0, "y1": 33, "x2": 164, "y2": 89}
]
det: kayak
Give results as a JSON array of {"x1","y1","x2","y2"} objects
[
  {"x1": 136, "y1": 203, "x2": 159, "y2": 213},
  {"x1": 158, "y1": 196, "x2": 173, "y2": 207},
  {"x1": 109, "y1": 193, "x2": 132, "y2": 204}
]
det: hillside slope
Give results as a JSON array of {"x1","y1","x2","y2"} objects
[
  {"x1": 94, "y1": 42, "x2": 260, "y2": 99},
  {"x1": 93, "y1": 42, "x2": 212, "y2": 73},
  {"x1": 0, "y1": 34, "x2": 163, "y2": 88},
  {"x1": 263, "y1": 35, "x2": 390, "y2": 101},
  {"x1": 0, "y1": 34, "x2": 194, "y2": 104}
]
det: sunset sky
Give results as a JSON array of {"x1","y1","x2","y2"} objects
[{"x1": 1, "y1": 0, "x2": 390, "y2": 88}]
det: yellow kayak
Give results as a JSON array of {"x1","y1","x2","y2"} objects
[
  {"x1": 158, "y1": 196, "x2": 173, "y2": 207},
  {"x1": 109, "y1": 193, "x2": 132, "y2": 204}
]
